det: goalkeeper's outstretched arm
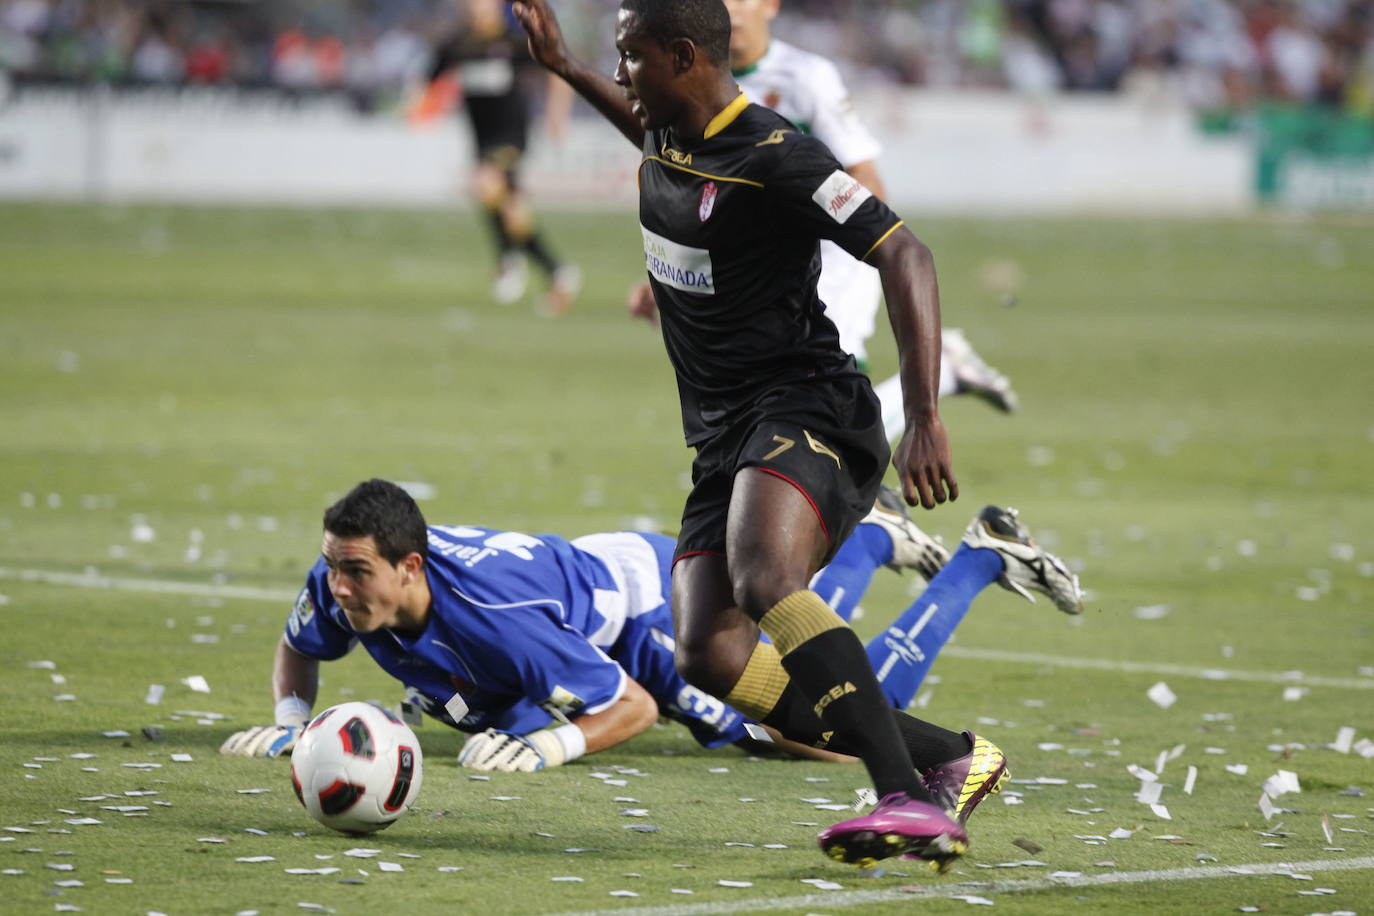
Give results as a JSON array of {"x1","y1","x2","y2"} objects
[
  {"x1": 272, "y1": 638, "x2": 319, "y2": 726},
  {"x1": 220, "y1": 639, "x2": 320, "y2": 757}
]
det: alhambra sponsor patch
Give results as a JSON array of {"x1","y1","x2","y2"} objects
[{"x1": 811, "y1": 169, "x2": 871, "y2": 224}]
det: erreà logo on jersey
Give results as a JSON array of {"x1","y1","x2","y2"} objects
[
  {"x1": 812, "y1": 169, "x2": 872, "y2": 224},
  {"x1": 698, "y1": 182, "x2": 717, "y2": 222},
  {"x1": 641, "y1": 224, "x2": 714, "y2": 294}
]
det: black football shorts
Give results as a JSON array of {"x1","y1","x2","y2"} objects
[{"x1": 674, "y1": 375, "x2": 889, "y2": 568}]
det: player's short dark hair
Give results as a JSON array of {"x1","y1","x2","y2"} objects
[
  {"x1": 323, "y1": 479, "x2": 428, "y2": 565},
  {"x1": 620, "y1": 0, "x2": 731, "y2": 68}
]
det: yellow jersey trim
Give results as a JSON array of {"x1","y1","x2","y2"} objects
[
  {"x1": 703, "y1": 93, "x2": 750, "y2": 139},
  {"x1": 642, "y1": 156, "x2": 765, "y2": 188},
  {"x1": 861, "y1": 220, "x2": 905, "y2": 261}
]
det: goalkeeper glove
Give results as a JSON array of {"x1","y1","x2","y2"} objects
[
  {"x1": 219, "y1": 724, "x2": 300, "y2": 758},
  {"x1": 457, "y1": 724, "x2": 585, "y2": 772}
]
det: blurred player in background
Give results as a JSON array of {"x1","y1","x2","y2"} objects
[
  {"x1": 223, "y1": 479, "x2": 1080, "y2": 813},
  {"x1": 411, "y1": 0, "x2": 582, "y2": 314},
  {"x1": 627, "y1": 0, "x2": 1018, "y2": 433}
]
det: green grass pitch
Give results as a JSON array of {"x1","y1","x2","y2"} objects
[{"x1": 0, "y1": 202, "x2": 1371, "y2": 915}]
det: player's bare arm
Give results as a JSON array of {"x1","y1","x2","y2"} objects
[
  {"x1": 569, "y1": 675, "x2": 660, "y2": 754},
  {"x1": 868, "y1": 227, "x2": 958, "y2": 510},
  {"x1": 509, "y1": 0, "x2": 645, "y2": 147},
  {"x1": 273, "y1": 637, "x2": 320, "y2": 711},
  {"x1": 459, "y1": 674, "x2": 660, "y2": 771},
  {"x1": 219, "y1": 638, "x2": 321, "y2": 757}
]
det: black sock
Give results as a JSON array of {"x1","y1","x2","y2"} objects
[
  {"x1": 523, "y1": 232, "x2": 560, "y2": 275},
  {"x1": 893, "y1": 712, "x2": 971, "y2": 771},
  {"x1": 483, "y1": 208, "x2": 515, "y2": 258},
  {"x1": 770, "y1": 627, "x2": 930, "y2": 800}
]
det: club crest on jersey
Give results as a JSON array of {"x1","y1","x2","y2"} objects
[
  {"x1": 288, "y1": 587, "x2": 315, "y2": 637},
  {"x1": 698, "y1": 182, "x2": 718, "y2": 222}
]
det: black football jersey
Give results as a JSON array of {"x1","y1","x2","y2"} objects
[{"x1": 638, "y1": 96, "x2": 904, "y2": 444}]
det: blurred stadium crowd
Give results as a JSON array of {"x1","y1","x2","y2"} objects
[{"x1": 1, "y1": 0, "x2": 1370, "y2": 113}]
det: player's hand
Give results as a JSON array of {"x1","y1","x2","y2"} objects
[
  {"x1": 220, "y1": 724, "x2": 300, "y2": 758},
  {"x1": 893, "y1": 415, "x2": 958, "y2": 510},
  {"x1": 458, "y1": 728, "x2": 567, "y2": 772},
  {"x1": 509, "y1": 0, "x2": 571, "y2": 75},
  {"x1": 626, "y1": 281, "x2": 659, "y2": 326}
]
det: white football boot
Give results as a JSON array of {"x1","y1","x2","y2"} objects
[
  {"x1": 962, "y1": 505, "x2": 1083, "y2": 614},
  {"x1": 492, "y1": 253, "x2": 529, "y2": 305},
  {"x1": 861, "y1": 486, "x2": 950, "y2": 581}
]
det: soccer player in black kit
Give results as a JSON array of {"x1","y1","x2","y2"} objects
[
  {"x1": 423, "y1": 0, "x2": 581, "y2": 314},
  {"x1": 510, "y1": 0, "x2": 1007, "y2": 870}
]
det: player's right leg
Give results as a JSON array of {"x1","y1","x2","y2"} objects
[
  {"x1": 473, "y1": 159, "x2": 527, "y2": 304},
  {"x1": 942, "y1": 328, "x2": 1019, "y2": 413},
  {"x1": 872, "y1": 330, "x2": 1019, "y2": 442}
]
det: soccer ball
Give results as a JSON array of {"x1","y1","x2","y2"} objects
[{"x1": 290, "y1": 702, "x2": 424, "y2": 834}]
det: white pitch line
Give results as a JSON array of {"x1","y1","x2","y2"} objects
[
  {"x1": 545, "y1": 856, "x2": 1374, "y2": 916},
  {"x1": 941, "y1": 645, "x2": 1374, "y2": 690},
  {"x1": 0, "y1": 567, "x2": 298, "y2": 603},
  {"x1": 3, "y1": 566, "x2": 1373, "y2": 691}
]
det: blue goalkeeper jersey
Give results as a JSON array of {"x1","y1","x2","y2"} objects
[{"x1": 284, "y1": 525, "x2": 748, "y2": 747}]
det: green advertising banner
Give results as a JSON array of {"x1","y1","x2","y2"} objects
[{"x1": 1254, "y1": 104, "x2": 1374, "y2": 209}]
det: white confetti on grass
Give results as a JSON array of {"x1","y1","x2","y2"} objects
[
  {"x1": 377, "y1": 862, "x2": 403, "y2": 872},
  {"x1": 180, "y1": 675, "x2": 211, "y2": 693},
  {"x1": 1331, "y1": 726, "x2": 1357, "y2": 753},
  {"x1": 1147, "y1": 682, "x2": 1177, "y2": 708},
  {"x1": 1263, "y1": 770, "x2": 1301, "y2": 798},
  {"x1": 718, "y1": 880, "x2": 753, "y2": 887}
]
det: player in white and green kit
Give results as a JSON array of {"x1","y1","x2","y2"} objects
[{"x1": 726, "y1": 0, "x2": 1019, "y2": 435}]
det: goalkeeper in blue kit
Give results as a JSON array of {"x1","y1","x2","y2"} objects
[{"x1": 224, "y1": 479, "x2": 1080, "y2": 809}]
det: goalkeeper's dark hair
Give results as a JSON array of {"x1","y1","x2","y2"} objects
[
  {"x1": 323, "y1": 479, "x2": 428, "y2": 565},
  {"x1": 620, "y1": 0, "x2": 731, "y2": 68}
]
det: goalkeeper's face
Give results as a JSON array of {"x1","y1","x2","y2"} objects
[{"x1": 321, "y1": 532, "x2": 416, "y2": 634}]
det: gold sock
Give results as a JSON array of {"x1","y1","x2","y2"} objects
[
  {"x1": 758, "y1": 589, "x2": 846, "y2": 656},
  {"x1": 722, "y1": 641, "x2": 790, "y2": 721}
]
